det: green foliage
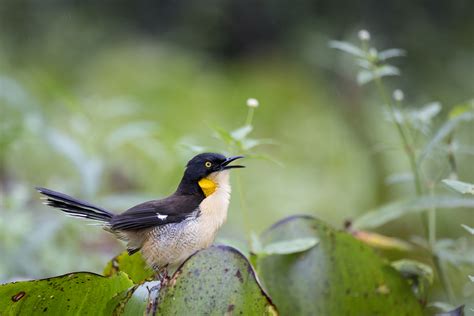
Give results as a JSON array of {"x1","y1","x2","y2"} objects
[
  {"x1": 0, "y1": 272, "x2": 133, "y2": 314},
  {"x1": 250, "y1": 235, "x2": 319, "y2": 257},
  {"x1": 353, "y1": 195, "x2": 474, "y2": 230},
  {"x1": 442, "y1": 179, "x2": 474, "y2": 195},
  {"x1": 331, "y1": 30, "x2": 474, "y2": 310},
  {"x1": 103, "y1": 251, "x2": 154, "y2": 284},
  {"x1": 255, "y1": 216, "x2": 423, "y2": 315}
]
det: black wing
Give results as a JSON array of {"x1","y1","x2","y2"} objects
[{"x1": 110, "y1": 193, "x2": 203, "y2": 231}]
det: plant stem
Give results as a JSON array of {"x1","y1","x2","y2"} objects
[
  {"x1": 373, "y1": 78, "x2": 424, "y2": 195},
  {"x1": 245, "y1": 107, "x2": 255, "y2": 127},
  {"x1": 428, "y1": 188, "x2": 436, "y2": 248},
  {"x1": 372, "y1": 73, "x2": 454, "y2": 302},
  {"x1": 427, "y1": 186, "x2": 454, "y2": 301}
]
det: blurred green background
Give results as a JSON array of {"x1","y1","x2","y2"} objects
[{"x1": 0, "y1": 0, "x2": 473, "y2": 296}]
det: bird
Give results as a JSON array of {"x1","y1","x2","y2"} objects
[{"x1": 36, "y1": 153, "x2": 244, "y2": 280}]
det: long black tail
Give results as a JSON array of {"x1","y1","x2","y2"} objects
[{"x1": 36, "y1": 187, "x2": 114, "y2": 223}]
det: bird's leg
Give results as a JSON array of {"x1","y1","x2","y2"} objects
[{"x1": 153, "y1": 264, "x2": 170, "y2": 287}]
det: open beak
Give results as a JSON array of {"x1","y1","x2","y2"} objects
[{"x1": 221, "y1": 155, "x2": 245, "y2": 170}]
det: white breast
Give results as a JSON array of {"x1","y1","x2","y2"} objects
[{"x1": 197, "y1": 170, "x2": 231, "y2": 245}]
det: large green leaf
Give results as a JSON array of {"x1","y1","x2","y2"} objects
[
  {"x1": 256, "y1": 215, "x2": 423, "y2": 315},
  {"x1": 103, "y1": 251, "x2": 154, "y2": 284},
  {"x1": 0, "y1": 272, "x2": 133, "y2": 314},
  {"x1": 155, "y1": 245, "x2": 277, "y2": 315}
]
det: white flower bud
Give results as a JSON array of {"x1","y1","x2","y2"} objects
[
  {"x1": 393, "y1": 89, "x2": 404, "y2": 102},
  {"x1": 358, "y1": 30, "x2": 371, "y2": 41},
  {"x1": 246, "y1": 98, "x2": 259, "y2": 108}
]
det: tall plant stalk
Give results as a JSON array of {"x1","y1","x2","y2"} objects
[{"x1": 359, "y1": 34, "x2": 453, "y2": 301}]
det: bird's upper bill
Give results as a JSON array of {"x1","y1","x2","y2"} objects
[{"x1": 220, "y1": 155, "x2": 245, "y2": 170}]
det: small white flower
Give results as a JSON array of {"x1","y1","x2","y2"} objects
[
  {"x1": 246, "y1": 98, "x2": 259, "y2": 108},
  {"x1": 358, "y1": 29, "x2": 371, "y2": 41},
  {"x1": 393, "y1": 89, "x2": 404, "y2": 102}
]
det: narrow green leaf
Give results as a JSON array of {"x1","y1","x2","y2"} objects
[
  {"x1": 442, "y1": 179, "x2": 474, "y2": 195},
  {"x1": 448, "y1": 99, "x2": 474, "y2": 119},
  {"x1": 329, "y1": 40, "x2": 365, "y2": 57},
  {"x1": 357, "y1": 65, "x2": 400, "y2": 85},
  {"x1": 241, "y1": 138, "x2": 276, "y2": 151},
  {"x1": 375, "y1": 65, "x2": 400, "y2": 78},
  {"x1": 353, "y1": 195, "x2": 474, "y2": 229},
  {"x1": 418, "y1": 112, "x2": 474, "y2": 164},
  {"x1": 259, "y1": 237, "x2": 319, "y2": 256},
  {"x1": 461, "y1": 224, "x2": 474, "y2": 235},
  {"x1": 434, "y1": 238, "x2": 474, "y2": 265},
  {"x1": 212, "y1": 126, "x2": 235, "y2": 145},
  {"x1": 357, "y1": 70, "x2": 374, "y2": 85},
  {"x1": 378, "y1": 48, "x2": 406, "y2": 60},
  {"x1": 231, "y1": 125, "x2": 253, "y2": 141}
]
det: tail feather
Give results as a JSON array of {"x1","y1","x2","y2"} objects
[{"x1": 36, "y1": 187, "x2": 114, "y2": 223}]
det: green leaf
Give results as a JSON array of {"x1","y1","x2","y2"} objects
[
  {"x1": 156, "y1": 245, "x2": 277, "y2": 315},
  {"x1": 231, "y1": 125, "x2": 253, "y2": 141},
  {"x1": 256, "y1": 216, "x2": 422, "y2": 315},
  {"x1": 353, "y1": 195, "x2": 474, "y2": 229},
  {"x1": 461, "y1": 224, "x2": 474, "y2": 235},
  {"x1": 250, "y1": 231, "x2": 264, "y2": 254},
  {"x1": 442, "y1": 179, "x2": 474, "y2": 195},
  {"x1": 418, "y1": 111, "x2": 474, "y2": 165},
  {"x1": 329, "y1": 40, "x2": 365, "y2": 57},
  {"x1": 103, "y1": 251, "x2": 154, "y2": 284},
  {"x1": 211, "y1": 126, "x2": 235, "y2": 145},
  {"x1": 352, "y1": 230, "x2": 413, "y2": 251},
  {"x1": 0, "y1": 272, "x2": 133, "y2": 314},
  {"x1": 241, "y1": 138, "x2": 276, "y2": 151},
  {"x1": 448, "y1": 99, "x2": 474, "y2": 119},
  {"x1": 378, "y1": 48, "x2": 406, "y2": 60},
  {"x1": 415, "y1": 102, "x2": 442, "y2": 123},
  {"x1": 435, "y1": 238, "x2": 474, "y2": 265},
  {"x1": 357, "y1": 65, "x2": 400, "y2": 85},
  {"x1": 257, "y1": 237, "x2": 319, "y2": 256}
]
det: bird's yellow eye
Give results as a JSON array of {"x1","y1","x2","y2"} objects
[{"x1": 205, "y1": 161, "x2": 212, "y2": 168}]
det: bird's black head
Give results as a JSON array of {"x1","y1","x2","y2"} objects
[
  {"x1": 185, "y1": 153, "x2": 244, "y2": 179},
  {"x1": 177, "y1": 153, "x2": 244, "y2": 195}
]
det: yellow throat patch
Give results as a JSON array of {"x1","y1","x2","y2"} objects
[{"x1": 198, "y1": 178, "x2": 217, "y2": 197}]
